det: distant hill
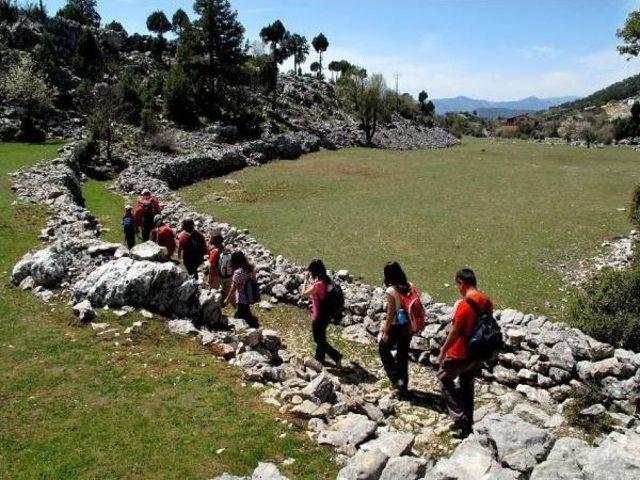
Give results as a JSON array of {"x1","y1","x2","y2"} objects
[
  {"x1": 474, "y1": 108, "x2": 538, "y2": 119},
  {"x1": 561, "y1": 73, "x2": 640, "y2": 110},
  {"x1": 432, "y1": 95, "x2": 580, "y2": 117}
]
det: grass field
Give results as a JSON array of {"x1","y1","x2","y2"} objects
[
  {"x1": 180, "y1": 138, "x2": 640, "y2": 315},
  {"x1": 0, "y1": 143, "x2": 337, "y2": 479}
]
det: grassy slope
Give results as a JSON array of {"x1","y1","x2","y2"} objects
[
  {"x1": 0, "y1": 143, "x2": 337, "y2": 479},
  {"x1": 180, "y1": 138, "x2": 640, "y2": 315}
]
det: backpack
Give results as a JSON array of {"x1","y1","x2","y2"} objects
[
  {"x1": 464, "y1": 297, "x2": 503, "y2": 362},
  {"x1": 398, "y1": 286, "x2": 426, "y2": 334},
  {"x1": 140, "y1": 201, "x2": 155, "y2": 228},
  {"x1": 184, "y1": 231, "x2": 207, "y2": 264},
  {"x1": 217, "y1": 249, "x2": 234, "y2": 278},
  {"x1": 122, "y1": 215, "x2": 135, "y2": 230},
  {"x1": 320, "y1": 281, "x2": 345, "y2": 324},
  {"x1": 244, "y1": 273, "x2": 261, "y2": 305}
]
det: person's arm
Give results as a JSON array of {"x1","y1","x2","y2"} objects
[
  {"x1": 438, "y1": 308, "x2": 465, "y2": 363},
  {"x1": 300, "y1": 273, "x2": 317, "y2": 299},
  {"x1": 380, "y1": 293, "x2": 397, "y2": 343},
  {"x1": 223, "y1": 281, "x2": 236, "y2": 306},
  {"x1": 177, "y1": 235, "x2": 184, "y2": 259}
]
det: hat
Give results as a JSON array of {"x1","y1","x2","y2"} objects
[
  {"x1": 154, "y1": 214, "x2": 162, "y2": 225},
  {"x1": 141, "y1": 188, "x2": 151, "y2": 195},
  {"x1": 125, "y1": 204, "x2": 133, "y2": 211}
]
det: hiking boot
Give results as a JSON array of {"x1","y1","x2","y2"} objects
[
  {"x1": 334, "y1": 354, "x2": 343, "y2": 369},
  {"x1": 452, "y1": 426, "x2": 473, "y2": 439}
]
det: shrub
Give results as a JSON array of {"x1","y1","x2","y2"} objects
[
  {"x1": 596, "y1": 123, "x2": 614, "y2": 145},
  {"x1": 140, "y1": 107, "x2": 158, "y2": 134},
  {"x1": 564, "y1": 381, "x2": 612, "y2": 438},
  {"x1": 149, "y1": 129, "x2": 178, "y2": 153},
  {"x1": 72, "y1": 135, "x2": 99, "y2": 167},
  {"x1": 115, "y1": 69, "x2": 143, "y2": 124},
  {"x1": 569, "y1": 256, "x2": 640, "y2": 350}
]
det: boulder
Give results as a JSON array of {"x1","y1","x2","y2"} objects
[
  {"x1": 360, "y1": 432, "x2": 415, "y2": 458},
  {"x1": 74, "y1": 257, "x2": 221, "y2": 325},
  {"x1": 379, "y1": 457, "x2": 427, "y2": 480},
  {"x1": 425, "y1": 435, "x2": 497, "y2": 479},
  {"x1": 252, "y1": 462, "x2": 289, "y2": 480},
  {"x1": 578, "y1": 430, "x2": 640, "y2": 479},
  {"x1": 302, "y1": 372, "x2": 336, "y2": 403},
  {"x1": 130, "y1": 241, "x2": 169, "y2": 262},
  {"x1": 337, "y1": 448, "x2": 388, "y2": 480},
  {"x1": 261, "y1": 329, "x2": 282, "y2": 351},
  {"x1": 72, "y1": 299, "x2": 96, "y2": 322},
  {"x1": 475, "y1": 414, "x2": 555, "y2": 473},
  {"x1": 317, "y1": 413, "x2": 377, "y2": 449}
]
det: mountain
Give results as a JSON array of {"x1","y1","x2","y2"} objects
[
  {"x1": 561, "y1": 73, "x2": 640, "y2": 110},
  {"x1": 432, "y1": 95, "x2": 580, "y2": 116}
]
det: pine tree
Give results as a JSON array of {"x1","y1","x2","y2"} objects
[
  {"x1": 312, "y1": 33, "x2": 329, "y2": 79},
  {"x1": 288, "y1": 34, "x2": 309, "y2": 75},
  {"x1": 172, "y1": 9, "x2": 191, "y2": 35},
  {"x1": 147, "y1": 11, "x2": 172, "y2": 38},
  {"x1": 57, "y1": 0, "x2": 100, "y2": 27},
  {"x1": 73, "y1": 29, "x2": 104, "y2": 79},
  {"x1": 192, "y1": 0, "x2": 245, "y2": 109}
]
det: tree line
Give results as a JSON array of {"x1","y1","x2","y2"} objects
[{"x1": 0, "y1": 0, "x2": 435, "y2": 147}]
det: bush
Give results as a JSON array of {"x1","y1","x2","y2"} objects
[
  {"x1": 564, "y1": 381, "x2": 612, "y2": 437},
  {"x1": 140, "y1": 107, "x2": 158, "y2": 133},
  {"x1": 569, "y1": 257, "x2": 640, "y2": 350},
  {"x1": 149, "y1": 129, "x2": 178, "y2": 153},
  {"x1": 72, "y1": 135, "x2": 99, "y2": 167},
  {"x1": 596, "y1": 123, "x2": 614, "y2": 145}
]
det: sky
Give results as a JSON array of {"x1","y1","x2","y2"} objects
[{"x1": 43, "y1": 0, "x2": 640, "y2": 101}]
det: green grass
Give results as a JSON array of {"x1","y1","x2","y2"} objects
[
  {"x1": 180, "y1": 138, "x2": 640, "y2": 315},
  {"x1": 0, "y1": 143, "x2": 338, "y2": 479},
  {"x1": 83, "y1": 179, "x2": 132, "y2": 243}
]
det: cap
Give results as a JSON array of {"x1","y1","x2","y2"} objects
[
  {"x1": 141, "y1": 188, "x2": 151, "y2": 195},
  {"x1": 125, "y1": 204, "x2": 133, "y2": 210}
]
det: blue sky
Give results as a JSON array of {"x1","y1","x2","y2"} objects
[{"x1": 44, "y1": 0, "x2": 640, "y2": 100}]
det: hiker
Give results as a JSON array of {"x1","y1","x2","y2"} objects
[
  {"x1": 379, "y1": 261, "x2": 417, "y2": 397},
  {"x1": 177, "y1": 219, "x2": 208, "y2": 278},
  {"x1": 437, "y1": 268, "x2": 494, "y2": 439},
  {"x1": 222, "y1": 251, "x2": 259, "y2": 328},
  {"x1": 122, "y1": 205, "x2": 136, "y2": 249},
  {"x1": 150, "y1": 215, "x2": 176, "y2": 258},
  {"x1": 208, "y1": 232, "x2": 234, "y2": 303},
  {"x1": 301, "y1": 259, "x2": 343, "y2": 367},
  {"x1": 134, "y1": 188, "x2": 162, "y2": 241}
]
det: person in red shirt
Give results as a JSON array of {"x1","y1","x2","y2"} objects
[
  {"x1": 177, "y1": 219, "x2": 207, "y2": 278},
  {"x1": 437, "y1": 268, "x2": 493, "y2": 438},
  {"x1": 207, "y1": 232, "x2": 234, "y2": 302},
  {"x1": 134, "y1": 189, "x2": 162, "y2": 241},
  {"x1": 150, "y1": 215, "x2": 176, "y2": 258}
]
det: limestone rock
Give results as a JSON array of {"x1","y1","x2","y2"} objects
[
  {"x1": 129, "y1": 241, "x2": 169, "y2": 262},
  {"x1": 475, "y1": 414, "x2": 555, "y2": 473},
  {"x1": 360, "y1": 432, "x2": 415, "y2": 458},
  {"x1": 317, "y1": 413, "x2": 377, "y2": 449},
  {"x1": 72, "y1": 299, "x2": 95, "y2": 322},
  {"x1": 337, "y1": 448, "x2": 388, "y2": 480},
  {"x1": 379, "y1": 456, "x2": 427, "y2": 480},
  {"x1": 252, "y1": 462, "x2": 289, "y2": 480}
]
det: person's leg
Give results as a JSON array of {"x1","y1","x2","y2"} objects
[
  {"x1": 379, "y1": 328, "x2": 399, "y2": 384},
  {"x1": 395, "y1": 328, "x2": 411, "y2": 392},
  {"x1": 126, "y1": 232, "x2": 135, "y2": 249},
  {"x1": 459, "y1": 364, "x2": 477, "y2": 429},
  {"x1": 437, "y1": 360, "x2": 467, "y2": 426},
  {"x1": 323, "y1": 323, "x2": 342, "y2": 365},
  {"x1": 312, "y1": 319, "x2": 327, "y2": 364},
  {"x1": 141, "y1": 227, "x2": 151, "y2": 242}
]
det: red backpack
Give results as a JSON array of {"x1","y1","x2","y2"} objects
[{"x1": 399, "y1": 286, "x2": 426, "y2": 334}]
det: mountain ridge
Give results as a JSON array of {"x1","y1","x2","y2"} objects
[{"x1": 432, "y1": 95, "x2": 580, "y2": 115}]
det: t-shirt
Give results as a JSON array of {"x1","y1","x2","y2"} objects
[
  {"x1": 311, "y1": 280, "x2": 327, "y2": 322},
  {"x1": 385, "y1": 283, "x2": 414, "y2": 325},
  {"x1": 446, "y1": 290, "x2": 493, "y2": 360},
  {"x1": 233, "y1": 268, "x2": 255, "y2": 305},
  {"x1": 208, "y1": 248, "x2": 221, "y2": 278},
  {"x1": 155, "y1": 225, "x2": 176, "y2": 257}
]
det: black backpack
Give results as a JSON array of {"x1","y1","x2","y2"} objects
[
  {"x1": 320, "y1": 281, "x2": 345, "y2": 324},
  {"x1": 244, "y1": 274, "x2": 261, "y2": 305},
  {"x1": 465, "y1": 297, "x2": 503, "y2": 362},
  {"x1": 184, "y1": 231, "x2": 207, "y2": 264}
]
